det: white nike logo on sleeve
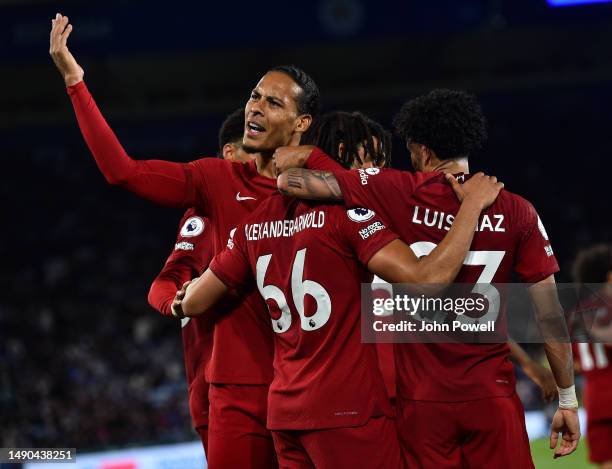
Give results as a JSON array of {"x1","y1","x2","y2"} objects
[{"x1": 236, "y1": 192, "x2": 257, "y2": 201}]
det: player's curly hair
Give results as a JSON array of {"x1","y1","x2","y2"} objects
[
  {"x1": 393, "y1": 89, "x2": 487, "y2": 160},
  {"x1": 269, "y1": 65, "x2": 320, "y2": 117},
  {"x1": 572, "y1": 243, "x2": 612, "y2": 284},
  {"x1": 217, "y1": 108, "x2": 245, "y2": 156},
  {"x1": 301, "y1": 111, "x2": 392, "y2": 169}
]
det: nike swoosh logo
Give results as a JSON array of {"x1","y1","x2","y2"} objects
[{"x1": 236, "y1": 192, "x2": 257, "y2": 201}]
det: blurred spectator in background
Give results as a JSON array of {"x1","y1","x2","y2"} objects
[{"x1": 572, "y1": 244, "x2": 612, "y2": 468}]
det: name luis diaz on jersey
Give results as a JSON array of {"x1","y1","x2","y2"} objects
[
  {"x1": 245, "y1": 210, "x2": 326, "y2": 241},
  {"x1": 412, "y1": 205, "x2": 506, "y2": 232}
]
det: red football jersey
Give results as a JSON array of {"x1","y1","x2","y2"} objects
[
  {"x1": 330, "y1": 167, "x2": 559, "y2": 401},
  {"x1": 187, "y1": 159, "x2": 277, "y2": 384},
  {"x1": 67, "y1": 82, "x2": 276, "y2": 385},
  {"x1": 572, "y1": 295, "x2": 612, "y2": 421},
  {"x1": 209, "y1": 194, "x2": 397, "y2": 430},
  {"x1": 149, "y1": 208, "x2": 215, "y2": 428}
]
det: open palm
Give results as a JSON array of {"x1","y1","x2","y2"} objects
[{"x1": 49, "y1": 13, "x2": 83, "y2": 86}]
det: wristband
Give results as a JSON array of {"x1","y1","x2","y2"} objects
[{"x1": 557, "y1": 385, "x2": 579, "y2": 409}]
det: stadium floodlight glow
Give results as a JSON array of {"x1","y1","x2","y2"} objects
[{"x1": 547, "y1": 0, "x2": 612, "y2": 6}]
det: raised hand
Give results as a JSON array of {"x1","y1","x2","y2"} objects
[
  {"x1": 49, "y1": 13, "x2": 84, "y2": 86},
  {"x1": 446, "y1": 172, "x2": 504, "y2": 210}
]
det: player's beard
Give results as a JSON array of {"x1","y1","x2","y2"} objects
[
  {"x1": 243, "y1": 141, "x2": 278, "y2": 157},
  {"x1": 242, "y1": 143, "x2": 260, "y2": 154}
]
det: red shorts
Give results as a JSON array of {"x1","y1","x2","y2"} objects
[
  {"x1": 376, "y1": 343, "x2": 396, "y2": 406},
  {"x1": 396, "y1": 394, "x2": 534, "y2": 469},
  {"x1": 195, "y1": 425, "x2": 208, "y2": 456},
  {"x1": 271, "y1": 416, "x2": 403, "y2": 469},
  {"x1": 207, "y1": 383, "x2": 277, "y2": 469},
  {"x1": 189, "y1": 377, "x2": 210, "y2": 428},
  {"x1": 587, "y1": 418, "x2": 612, "y2": 464},
  {"x1": 189, "y1": 378, "x2": 209, "y2": 454}
]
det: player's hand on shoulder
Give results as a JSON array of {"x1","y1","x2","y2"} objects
[
  {"x1": 49, "y1": 13, "x2": 84, "y2": 86},
  {"x1": 447, "y1": 172, "x2": 504, "y2": 210},
  {"x1": 273, "y1": 145, "x2": 316, "y2": 175},
  {"x1": 171, "y1": 280, "x2": 192, "y2": 319},
  {"x1": 549, "y1": 407, "x2": 581, "y2": 458}
]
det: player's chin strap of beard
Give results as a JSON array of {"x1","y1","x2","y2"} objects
[{"x1": 557, "y1": 385, "x2": 579, "y2": 410}]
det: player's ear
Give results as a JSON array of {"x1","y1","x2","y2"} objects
[
  {"x1": 411, "y1": 145, "x2": 426, "y2": 171},
  {"x1": 294, "y1": 114, "x2": 312, "y2": 133},
  {"x1": 222, "y1": 143, "x2": 236, "y2": 161},
  {"x1": 338, "y1": 142, "x2": 345, "y2": 159},
  {"x1": 422, "y1": 145, "x2": 432, "y2": 164},
  {"x1": 422, "y1": 145, "x2": 439, "y2": 169}
]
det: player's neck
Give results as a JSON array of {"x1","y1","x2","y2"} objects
[
  {"x1": 429, "y1": 157, "x2": 469, "y2": 175},
  {"x1": 255, "y1": 152, "x2": 277, "y2": 179}
]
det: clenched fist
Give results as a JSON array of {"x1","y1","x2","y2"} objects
[
  {"x1": 49, "y1": 13, "x2": 84, "y2": 86},
  {"x1": 273, "y1": 145, "x2": 316, "y2": 175}
]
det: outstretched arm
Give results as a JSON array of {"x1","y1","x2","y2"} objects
[
  {"x1": 50, "y1": 13, "x2": 196, "y2": 208},
  {"x1": 367, "y1": 173, "x2": 503, "y2": 285},
  {"x1": 529, "y1": 275, "x2": 580, "y2": 458},
  {"x1": 177, "y1": 222, "x2": 252, "y2": 317},
  {"x1": 175, "y1": 269, "x2": 231, "y2": 318}
]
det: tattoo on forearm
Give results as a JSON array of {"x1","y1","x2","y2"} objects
[
  {"x1": 287, "y1": 173, "x2": 304, "y2": 190},
  {"x1": 283, "y1": 169, "x2": 342, "y2": 200},
  {"x1": 309, "y1": 170, "x2": 342, "y2": 199}
]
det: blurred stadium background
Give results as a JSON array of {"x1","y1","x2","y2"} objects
[{"x1": 1, "y1": 0, "x2": 610, "y2": 467}]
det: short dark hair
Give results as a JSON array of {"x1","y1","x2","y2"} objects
[
  {"x1": 301, "y1": 111, "x2": 391, "y2": 169},
  {"x1": 218, "y1": 108, "x2": 245, "y2": 156},
  {"x1": 268, "y1": 65, "x2": 320, "y2": 117},
  {"x1": 393, "y1": 89, "x2": 487, "y2": 160},
  {"x1": 572, "y1": 244, "x2": 612, "y2": 284}
]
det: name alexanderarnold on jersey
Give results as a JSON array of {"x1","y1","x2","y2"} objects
[{"x1": 245, "y1": 210, "x2": 326, "y2": 241}]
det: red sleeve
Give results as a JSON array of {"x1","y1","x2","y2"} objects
[
  {"x1": 514, "y1": 201, "x2": 560, "y2": 283},
  {"x1": 304, "y1": 147, "x2": 347, "y2": 172},
  {"x1": 148, "y1": 209, "x2": 214, "y2": 316},
  {"x1": 148, "y1": 264, "x2": 195, "y2": 317},
  {"x1": 67, "y1": 81, "x2": 199, "y2": 208},
  {"x1": 334, "y1": 207, "x2": 399, "y2": 266},
  {"x1": 209, "y1": 225, "x2": 252, "y2": 291},
  {"x1": 334, "y1": 168, "x2": 412, "y2": 215}
]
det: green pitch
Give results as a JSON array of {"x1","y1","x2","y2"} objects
[{"x1": 530, "y1": 438, "x2": 596, "y2": 469}]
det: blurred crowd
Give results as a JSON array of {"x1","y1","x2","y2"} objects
[{"x1": 0, "y1": 146, "x2": 193, "y2": 448}]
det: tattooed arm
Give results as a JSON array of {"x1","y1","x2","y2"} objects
[{"x1": 277, "y1": 168, "x2": 343, "y2": 201}]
